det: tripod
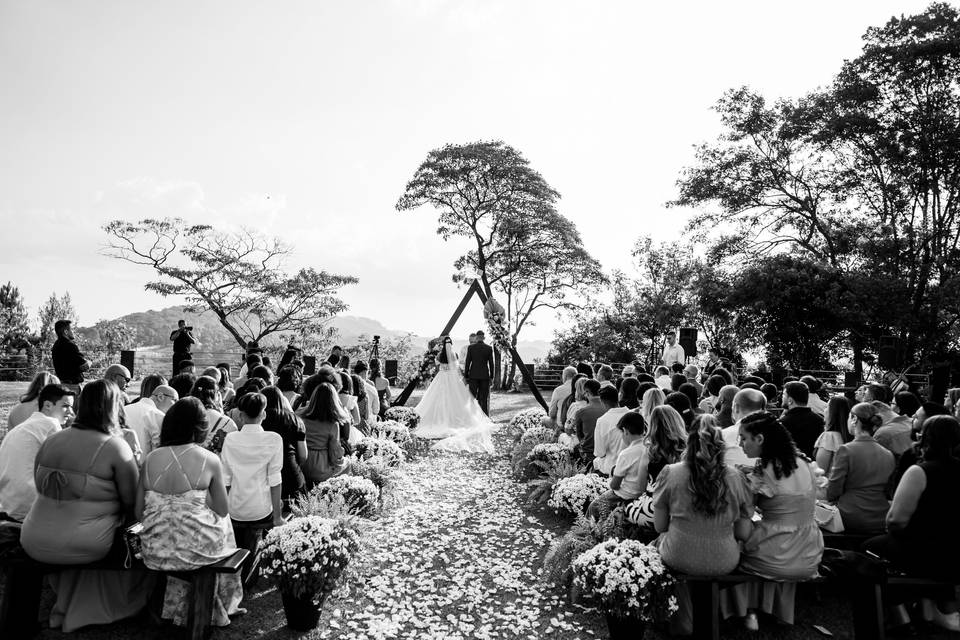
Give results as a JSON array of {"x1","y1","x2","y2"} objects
[{"x1": 368, "y1": 337, "x2": 381, "y2": 363}]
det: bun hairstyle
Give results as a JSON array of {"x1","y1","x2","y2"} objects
[{"x1": 851, "y1": 402, "x2": 883, "y2": 435}]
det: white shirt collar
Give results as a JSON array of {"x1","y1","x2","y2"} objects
[
  {"x1": 240, "y1": 422, "x2": 264, "y2": 433},
  {"x1": 138, "y1": 397, "x2": 157, "y2": 409},
  {"x1": 29, "y1": 411, "x2": 61, "y2": 428}
]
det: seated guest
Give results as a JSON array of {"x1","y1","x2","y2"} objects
[
  {"x1": 21, "y1": 380, "x2": 153, "y2": 632},
  {"x1": 353, "y1": 362, "x2": 380, "y2": 423},
  {"x1": 293, "y1": 366, "x2": 342, "y2": 412},
  {"x1": 814, "y1": 396, "x2": 852, "y2": 476},
  {"x1": 228, "y1": 377, "x2": 268, "y2": 418},
  {"x1": 297, "y1": 383, "x2": 348, "y2": 488},
  {"x1": 677, "y1": 383, "x2": 702, "y2": 416},
  {"x1": 593, "y1": 379, "x2": 639, "y2": 476},
  {"x1": 800, "y1": 375, "x2": 827, "y2": 417},
  {"x1": 247, "y1": 364, "x2": 274, "y2": 387},
  {"x1": 369, "y1": 360, "x2": 392, "y2": 419},
  {"x1": 262, "y1": 387, "x2": 307, "y2": 508},
  {"x1": 779, "y1": 381, "x2": 824, "y2": 458},
  {"x1": 874, "y1": 391, "x2": 920, "y2": 458},
  {"x1": 0, "y1": 384, "x2": 74, "y2": 521},
  {"x1": 824, "y1": 403, "x2": 895, "y2": 534},
  {"x1": 573, "y1": 379, "x2": 607, "y2": 466},
  {"x1": 683, "y1": 364, "x2": 703, "y2": 396},
  {"x1": 338, "y1": 372, "x2": 362, "y2": 434},
  {"x1": 699, "y1": 374, "x2": 725, "y2": 414},
  {"x1": 596, "y1": 364, "x2": 615, "y2": 389},
  {"x1": 760, "y1": 383, "x2": 779, "y2": 408},
  {"x1": 276, "y1": 365, "x2": 303, "y2": 410},
  {"x1": 670, "y1": 373, "x2": 686, "y2": 393},
  {"x1": 6, "y1": 371, "x2": 60, "y2": 429},
  {"x1": 561, "y1": 375, "x2": 589, "y2": 439},
  {"x1": 136, "y1": 397, "x2": 243, "y2": 627},
  {"x1": 169, "y1": 373, "x2": 197, "y2": 403},
  {"x1": 221, "y1": 393, "x2": 284, "y2": 583},
  {"x1": 945, "y1": 388, "x2": 960, "y2": 418},
  {"x1": 722, "y1": 388, "x2": 765, "y2": 467},
  {"x1": 122, "y1": 374, "x2": 168, "y2": 459},
  {"x1": 176, "y1": 359, "x2": 196, "y2": 376},
  {"x1": 713, "y1": 384, "x2": 739, "y2": 429},
  {"x1": 216, "y1": 363, "x2": 235, "y2": 401},
  {"x1": 620, "y1": 364, "x2": 637, "y2": 379},
  {"x1": 624, "y1": 406, "x2": 686, "y2": 531},
  {"x1": 192, "y1": 375, "x2": 238, "y2": 454},
  {"x1": 586, "y1": 411, "x2": 648, "y2": 522},
  {"x1": 233, "y1": 354, "x2": 262, "y2": 390},
  {"x1": 723, "y1": 412, "x2": 823, "y2": 632},
  {"x1": 892, "y1": 402, "x2": 951, "y2": 488},
  {"x1": 103, "y1": 364, "x2": 133, "y2": 406},
  {"x1": 654, "y1": 366, "x2": 672, "y2": 390},
  {"x1": 665, "y1": 392, "x2": 695, "y2": 429},
  {"x1": 640, "y1": 387, "x2": 666, "y2": 428},
  {"x1": 654, "y1": 425, "x2": 755, "y2": 635},
  {"x1": 865, "y1": 415, "x2": 960, "y2": 631}
]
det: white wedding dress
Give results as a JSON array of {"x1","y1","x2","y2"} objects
[{"x1": 415, "y1": 344, "x2": 495, "y2": 454}]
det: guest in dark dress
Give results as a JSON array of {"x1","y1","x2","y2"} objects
[
  {"x1": 779, "y1": 381, "x2": 824, "y2": 458},
  {"x1": 261, "y1": 387, "x2": 307, "y2": 508},
  {"x1": 866, "y1": 415, "x2": 960, "y2": 631}
]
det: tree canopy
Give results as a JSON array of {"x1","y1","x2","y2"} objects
[{"x1": 103, "y1": 218, "x2": 357, "y2": 350}]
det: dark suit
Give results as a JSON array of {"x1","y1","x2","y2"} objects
[
  {"x1": 464, "y1": 341, "x2": 495, "y2": 415},
  {"x1": 779, "y1": 406, "x2": 825, "y2": 459}
]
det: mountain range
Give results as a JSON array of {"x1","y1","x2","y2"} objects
[{"x1": 82, "y1": 306, "x2": 551, "y2": 362}]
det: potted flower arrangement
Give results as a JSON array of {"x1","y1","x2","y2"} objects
[
  {"x1": 354, "y1": 436, "x2": 405, "y2": 467},
  {"x1": 571, "y1": 539, "x2": 678, "y2": 639},
  {"x1": 507, "y1": 407, "x2": 550, "y2": 440},
  {"x1": 370, "y1": 419, "x2": 413, "y2": 446},
  {"x1": 307, "y1": 475, "x2": 380, "y2": 518},
  {"x1": 384, "y1": 406, "x2": 421, "y2": 430},
  {"x1": 549, "y1": 473, "x2": 609, "y2": 516},
  {"x1": 260, "y1": 516, "x2": 360, "y2": 630}
]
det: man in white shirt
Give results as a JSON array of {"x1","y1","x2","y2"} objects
[
  {"x1": 596, "y1": 364, "x2": 615, "y2": 390},
  {"x1": 593, "y1": 379, "x2": 640, "y2": 475},
  {"x1": 661, "y1": 332, "x2": 686, "y2": 367},
  {"x1": 800, "y1": 375, "x2": 827, "y2": 417},
  {"x1": 548, "y1": 366, "x2": 578, "y2": 427},
  {"x1": 124, "y1": 376, "x2": 176, "y2": 459},
  {"x1": 0, "y1": 384, "x2": 75, "y2": 521},
  {"x1": 722, "y1": 388, "x2": 766, "y2": 468}
]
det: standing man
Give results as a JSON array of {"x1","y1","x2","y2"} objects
[
  {"x1": 661, "y1": 332, "x2": 686, "y2": 367},
  {"x1": 51, "y1": 320, "x2": 90, "y2": 394},
  {"x1": 169, "y1": 320, "x2": 196, "y2": 378},
  {"x1": 460, "y1": 333, "x2": 477, "y2": 377},
  {"x1": 464, "y1": 330, "x2": 495, "y2": 415},
  {"x1": 327, "y1": 345, "x2": 343, "y2": 368}
]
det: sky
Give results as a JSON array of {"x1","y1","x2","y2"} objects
[{"x1": 0, "y1": 0, "x2": 935, "y2": 342}]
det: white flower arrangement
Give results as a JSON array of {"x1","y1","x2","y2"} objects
[
  {"x1": 385, "y1": 406, "x2": 421, "y2": 430},
  {"x1": 306, "y1": 475, "x2": 380, "y2": 518},
  {"x1": 525, "y1": 442, "x2": 572, "y2": 470},
  {"x1": 260, "y1": 516, "x2": 360, "y2": 600},
  {"x1": 549, "y1": 473, "x2": 609, "y2": 516},
  {"x1": 355, "y1": 436, "x2": 405, "y2": 467},
  {"x1": 369, "y1": 419, "x2": 413, "y2": 445},
  {"x1": 571, "y1": 539, "x2": 679, "y2": 622},
  {"x1": 519, "y1": 425, "x2": 557, "y2": 448},
  {"x1": 508, "y1": 407, "x2": 550, "y2": 439}
]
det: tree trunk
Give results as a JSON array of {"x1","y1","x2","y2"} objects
[{"x1": 851, "y1": 331, "x2": 864, "y2": 387}]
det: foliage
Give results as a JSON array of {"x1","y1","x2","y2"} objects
[
  {"x1": 0, "y1": 282, "x2": 29, "y2": 350},
  {"x1": 542, "y1": 515, "x2": 607, "y2": 591},
  {"x1": 548, "y1": 473, "x2": 609, "y2": 517},
  {"x1": 78, "y1": 320, "x2": 139, "y2": 356},
  {"x1": 673, "y1": 3, "x2": 960, "y2": 364},
  {"x1": 524, "y1": 454, "x2": 581, "y2": 502},
  {"x1": 572, "y1": 539, "x2": 679, "y2": 622},
  {"x1": 346, "y1": 455, "x2": 398, "y2": 503},
  {"x1": 368, "y1": 420, "x2": 413, "y2": 452},
  {"x1": 519, "y1": 426, "x2": 555, "y2": 448},
  {"x1": 354, "y1": 437, "x2": 405, "y2": 468},
  {"x1": 37, "y1": 291, "x2": 78, "y2": 348},
  {"x1": 384, "y1": 406, "x2": 421, "y2": 430},
  {"x1": 259, "y1": 516, "x2": 360, "y2": 600},
  {"x1": 103, "y1": 218, "x2": 357, "y2": 349},
  {"x1": 295, "y1": 476, "x2": 380, "y2": 518},
  {"x1": 507, "y1": 407, "x2": 550, "y2": 440}
]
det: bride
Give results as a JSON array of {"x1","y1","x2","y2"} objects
[{"x1": 414, "y1": 336, "x2": 495, "y2": 454}]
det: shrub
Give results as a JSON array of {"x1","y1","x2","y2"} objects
[
  {"x1": 354, "y1": 437, "x2": 405, "y2": 467},
  {"x1": 384, "y1": 406, "x2": 420, "y2": 430},
  {"x1": 296, "y1": 476, "x2": 379, "y2": 518},
  {"x1": 507, "y1": 407, "x2": 550, "y2": 439},
  {"x1": 369, "y1": 420, "x2": 413, "y2": 446}
]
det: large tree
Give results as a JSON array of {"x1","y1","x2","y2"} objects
[
  {"x1": 103, "y1": 218, "x2": 357, "y2": 350},
  {"x1": 397, "y1": 140, "x2": 600, "y2": 384},
  {"x1": 673, "y1": 2, "x2": 960, "y2": 368},
  {"x1": 0, "y1": 282, "x2": 29, "y2": 350}
]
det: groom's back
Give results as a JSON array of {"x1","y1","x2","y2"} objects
[{"x1": 466, "y1": 342, "x2": 492, "y2": 378}]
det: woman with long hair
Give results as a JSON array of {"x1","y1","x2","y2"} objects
[
  {"x1": 215, "y1": 363, "x2": 235, "y2": 408},
  {"x1": 723, "y1": 412, "x2": 823, "y2": 632},
  {"x1": 7, "y1": 371, "x2": 60, "y2": 429},
  {"x1": 624, "y1": 405, "x2": 686, "y2": 532},
  {"x1": 21, "y1": 380, "x2": 153, "y2": 631},
  {"x1": 297, "y1": 383, "x2": 348, "y2": 488},
  {"x1": 261, "y1": 386, "x2": 307, "y2": 507},
  {"x1": 369, "y1": 359, "x2": 391, "y2": 419},
  {"x1": 191, "y1": 375, "x2": 237, "y2": 454},
  {"x1": 815, "y1": 396, "x2": 852, "y2": 475},
  {"x1": 276, "y1": 365, "x2": 302, "y2": 409},
  {"x1": 640, "y1": 387, "x2": 666, "y2": 428},
  {"x1": 825, "y1": 402, "x2": 895, "y2": 534},
  {"x1": 558, "y1": 373, "x2": 587, "y2": 432},
  {"x1": 653, "y1": 425, "x2": 754, "y2": 634}
]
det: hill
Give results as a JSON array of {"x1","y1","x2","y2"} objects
[{"x1": 81, "y1": 306, "x2": 550, "y2": 362}]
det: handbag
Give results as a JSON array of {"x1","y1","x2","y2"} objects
[
  {"x1": 121, "y1": 521, "x2": 144, "y2": 569},
  {"x1": 814, "y1": 501, "x2": 845, "y2": 533}
]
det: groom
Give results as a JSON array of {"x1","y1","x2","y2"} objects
[{"x1": 464, "y1": 330, "x2": 495, "y2": 415}]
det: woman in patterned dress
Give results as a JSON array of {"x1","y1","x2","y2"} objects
[{"x1": 136, "y1": 397, "x2": 243, "y2": 627}]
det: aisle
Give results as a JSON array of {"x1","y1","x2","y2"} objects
[{"x1": 321, "y1": 427, "x2": 604, "y2": 640}]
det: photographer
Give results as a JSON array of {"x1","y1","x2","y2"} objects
[{"x1": 169, "y1": 320, "x2": 196, "y2": 377}]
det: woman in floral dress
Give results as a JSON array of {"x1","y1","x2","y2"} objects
[{"x1": 136, "y1": 397, "x2": 243, "y2": 627}]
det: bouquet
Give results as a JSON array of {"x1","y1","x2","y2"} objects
[
  {"x1": 508, "y1": 407, "x2": 550, "y2": 439},
  {"x1": 370, "y1": 419, "x2": 413, "y2": 445},
  {"x1": 549, "y1": 473, "x2": 609, "y2": 516},
  {"x1": 303, "y1": 475, "x2": 380, "y2": 518},
  {"x1": 384, "y1": 406, "x2": 421, "y2": 430},
  {"x1": 260, "y1": 516, "x2": 361, "y2": 600},
  {"x1": 572, "y1": 539, "x2": 678, "y2": 622},
  {"x1": 519, "y1": 425, "x2": 556, "y2": 448},
  {"x1": 354, "y1": 436, "x2": 405, "y2": 467}
]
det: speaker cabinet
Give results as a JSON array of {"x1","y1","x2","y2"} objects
[{"x1": 679, "y1": 328, "x2": 698, "y2": 359}]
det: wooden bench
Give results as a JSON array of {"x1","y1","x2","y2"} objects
[
  {"x1": 822, "y1": 532, "x2": 872, "y2": 551},
  {"x1": 0, "y1": 548, "x2": 249, "y2": 640},
  {"x1": 853, "y1": 574, "x2": 960, "y2": 640}
]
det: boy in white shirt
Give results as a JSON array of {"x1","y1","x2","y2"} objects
[{"x1": 587, "y1": 411, "x2": 648, "y2": 521}]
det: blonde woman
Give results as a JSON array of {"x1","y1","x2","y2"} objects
[{"x1": 623, "y1": 405, "x2": 687, "y2": 530}]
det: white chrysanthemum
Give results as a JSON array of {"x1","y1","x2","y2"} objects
[
  {"x1": 356, "y1": 436, "x2": 405, "y2": 467},
  {"x1": 508, "y1": 407, "x2": 550, "y2": 438},
  {"x1": 548, "y1": 473, "x2": 608, "y2": 516}
]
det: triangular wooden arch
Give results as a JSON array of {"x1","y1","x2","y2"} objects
[{"x1": 393, "y1": 279, "x2": 548, "y2": 411}]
